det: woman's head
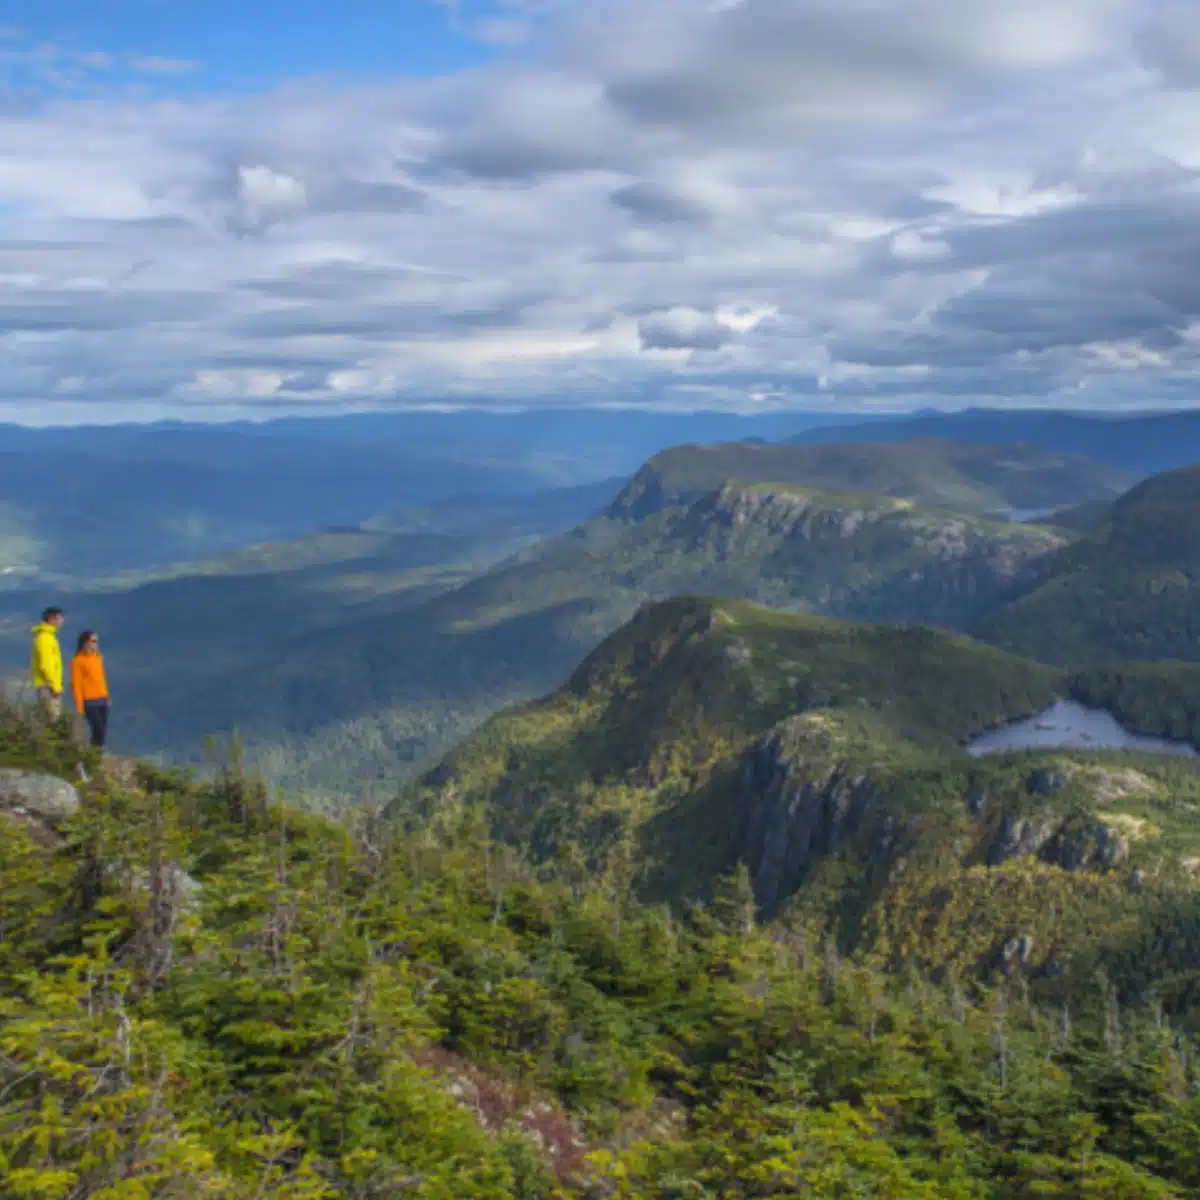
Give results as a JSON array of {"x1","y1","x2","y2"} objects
[{"x1": 77, "y1": 630, "x2": 99, "y2": 654}]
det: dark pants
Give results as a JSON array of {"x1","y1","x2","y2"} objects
[{"x1": 83, "y1": 700, "x2": 110, "y2": 748}]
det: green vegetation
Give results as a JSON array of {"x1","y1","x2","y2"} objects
[
  {"x1": 403, "y1": 596, "x2": 1058, "y2": 891},
  {"x1": 612, "y1": 437, "x2": 1133, "y2": 520},
  {"x1": 976, "y1": 467, "x2": 1200, "y2": 666},
  {"x1": 1073, "y1": 662, "x2": 1200, "y2": 748},
  {"x1": 364, "y1": 477, "x2": 623, "y2": 540},
  {"x1": 96, "y1": 529, "x2": 473, "y2": 585},
  {"x1": 405, "y1": 599, "x2": 1200, "y2": 1022},
  {"x1": 5, "y1": 695, "x2": 1200, "y2": 1197}
]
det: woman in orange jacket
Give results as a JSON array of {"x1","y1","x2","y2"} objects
[{"x1": 71, "y1": 630, "x2": 111, "y2": 749}]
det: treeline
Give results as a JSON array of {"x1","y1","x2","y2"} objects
[{"x1": 1073, "y1": 662, "x2": 1200, "y2": 748}]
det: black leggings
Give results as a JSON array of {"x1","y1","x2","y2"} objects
[{"x1": 83, "y1": 701, "x2": 109, "y2": 748}]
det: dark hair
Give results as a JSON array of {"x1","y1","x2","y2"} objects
[
  {"x1": 43, "y1": 606, "x2": 63, "y2": 622},
  {"x1": 76, "y1": 630, "x2": 98, "y2": 653}
]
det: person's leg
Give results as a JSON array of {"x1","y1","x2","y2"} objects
[
  {"x1": 84, "y1": 702, "x2": 104, "y2": 747},
  {"x1": 95, "y1": 702, "x2": 109, "y2": 749},
  {"x1": 37, "y1": 687, "x2": 61, "y2": 720}
]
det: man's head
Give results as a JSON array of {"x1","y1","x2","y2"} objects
[{"x1": 41, "y1": 606, "x2": 64, "y2": 630}]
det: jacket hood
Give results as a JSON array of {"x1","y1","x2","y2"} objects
[{"x1": 31, "y1": 623, "x2": 58, "y2": 635}]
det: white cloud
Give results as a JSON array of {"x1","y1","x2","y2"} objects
[
  {"x1": 233, "y1": 164, "x2": 309, "y2": 232},
  {"x1": 128, "y1": 56, "x2": 198, "y2": 75},
  {"x1": 638, "y1": 306, "x2": 737, "y2": 351},
  {"x1": 0, "y1": 0, "x2": 1196, "y2": 418}
]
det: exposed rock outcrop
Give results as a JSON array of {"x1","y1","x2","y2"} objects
[
  {"x1": 987, "y1": 814, "x2": 1059, "y2": 865},
  {"x1": 740, "y1": 718, "x2": 881, "y2": 914},
  {"x1": 986, "y1": 810, "x2": 1130, "y2": 871},
  {"x1": 738, "y1": 722, "x2": 1148, "y2": 919},
  {"x1": 706, "y1": 485, "x2": 904, "y2": 540},
  {"x1": 0, "y1": 768, "x2": 81, "y2": 825},
  {"x1": 0, "y1": 765, "x2": 201, "y2": 905}
]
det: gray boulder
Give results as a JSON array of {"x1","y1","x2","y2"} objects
[
  {"x1": 128, "y1": 864, "x2": 203, "y2": 911},
  {"x1": 0, "y1": 768, "x2": 81, "y2": 826}
]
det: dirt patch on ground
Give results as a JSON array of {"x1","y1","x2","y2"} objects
[{"x1": 410, "y1": 1045, "x2": 592, "y2": 1184}]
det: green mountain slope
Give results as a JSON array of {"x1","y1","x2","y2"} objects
[
  {"x1": 406, "y1": 598, "x2": 1200, "y2": 1022},
  {"x1": 6, "y1": 700, "x2": 1200, "y2": 1196},
  {"x1": 976, "y1": 467, "x2": 1200, "y2": 666},
  {"x1": 365, "y1": 477, "x2": 624, "y2": 540},
  {"x1": 613, "y1": 438, "x2": 1134, "y2": 520},
  {"x1": 406, "y1": 597, "x2": 1064, "y2": 897}
]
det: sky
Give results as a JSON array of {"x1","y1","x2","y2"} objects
[{"x1": 1, "y1": 0, "x2": 1200, "y2": 421}]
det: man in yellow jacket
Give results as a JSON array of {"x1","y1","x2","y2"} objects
[{"x1": 30, "y1": 606, "x2": 65, "y2": 718}]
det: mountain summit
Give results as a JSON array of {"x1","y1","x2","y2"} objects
[{"x1": 610, "y1": 438, "x2": 1133, "y2": 522}]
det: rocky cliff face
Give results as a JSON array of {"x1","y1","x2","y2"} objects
[
  {"x1": 659, "y1": 484, "x2": 1068, "y2": 631},
  {"x1": 707, "y1": 483, "x2": 906, "y2": 537},
  {"x1": 702, "y1": 484, "x2": 1066, "y2": 576},
  {"x1": 706, "y1": 484, "x2": 905, "y2": 537},
  {"x1": 738, "y1": 720, "x2": 1144, "y2": 917},
  {"x1": 739, "y1": 717, "x2": 885, "y2": 914}
]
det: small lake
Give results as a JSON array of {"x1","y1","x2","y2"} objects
[
  {"x1": 968, "y1": 700, "x2": 1199, "y2": 759},
  {"x1": 991, "y1": 507, "x2": 1059, "y2": 524}
]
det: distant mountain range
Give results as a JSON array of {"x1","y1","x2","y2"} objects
[
  {"x1": 0, "y1": 409, "x2": 856, "y2": 576},
  {"x1": 0, "y1": 434, "x2": 1166, "y2": 802},
  {"x1": 5, "y1": 407, "x2": 1200, "y2": 801},
  {"x1": 789, "y1": 406, "x2": 1200, "y2": 475},
  {"x1": 11, "y1": 402, "x2": 1200, "y2": 576}
]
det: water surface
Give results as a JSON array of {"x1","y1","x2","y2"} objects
[
  {"x1": 991, "y1": 506, "x2": 1059, "y2": 524},
  {"x1": 968, "y1": 699, "x2": 1198, "y2": 758}
]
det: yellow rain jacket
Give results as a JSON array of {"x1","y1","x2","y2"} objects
[{"x1": 30, "y1": 623, "x2": 63, "y2": 693}]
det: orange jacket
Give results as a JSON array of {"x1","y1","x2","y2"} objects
[{"x1": 71, "y1": 652, "x2": 109, "y2": 713}]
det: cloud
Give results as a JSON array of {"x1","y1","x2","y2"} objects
[
  {"x1": 1136, "y1": 3, "x2": 1200, "y2": 89},
  {"x1": 593, "y1": 0, "x2": 1124, "y2": 137},
  {"x1": 0, "y1": 0, "x2": 1198, "y2": 418},
  {"x1": 611, "y1": 171, "x2": 744, "y2": 225},
  {"x1": 637, "y1": 306, "x2": 738, "y2": 351},
  {"x1": 128, "y1": 56, "x2": 197, "y2": 75},
  {"x1": 0, "y1": 32, "x2": 201, "y2": 96},
  {"x1": 231, "y1": 164, "x2": 309, "y2": 232},
  {"x1": 434, "y1": 0, "x2": 571, "y2": 46}
]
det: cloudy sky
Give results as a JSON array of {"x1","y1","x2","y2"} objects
[{"x1": 1, "y1": 0, "x2": 1199, "y2": 421}]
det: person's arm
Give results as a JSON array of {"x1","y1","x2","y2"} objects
[{"x1": 71, "y1": 658, "x2": 84, "y2": 714}]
